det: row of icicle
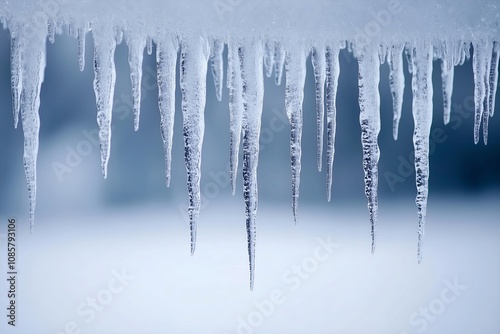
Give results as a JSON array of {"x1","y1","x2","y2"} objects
[{"x1": 7, "y1": 20, "x2": 499, "y2": 289}]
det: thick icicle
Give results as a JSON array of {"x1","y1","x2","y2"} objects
[
  {"x1": 410, "y1": 41, "x2": 433, "y2": 263},
  {"x1": 10, "y1": 31, "x2": 23, "y2": 129},
  {"x1": 357, "y1": 45, "x2": 381, "y2": 254},
  {"x1": 239, "y1": 40, "x2": 264, "y2": 290},
  {"x1": 311, "y1": 46, "x2": 326, "y2": 172},
  {"x1": 441, "y1": 42, "x2": 454, "y2": 125},
  {"x1": 20, "y1": 28, "x2": 47, "y2": 233},
  {"x1": 325, "y1": 44, "x2": 340, "y2": 202},
  {"x1": 180, "y1": 36, "x2": 210, "y2": 255},
  {"x1": 156, "y1": 36, "x2": 178, "y2": 187},
  {"x1": 92, "y1": 26, "x2": 117, "y2": 179},
  {"x1": 210, "y1": 39, "x2": 224, "y2": 102},
  {"x1": 128, "y1": 37, "x2": 146, "y2": 131},
  {"x1": 77, "y1": 27, "x2": 87, "y2": 72},
  {"x1": 285, "y1": 43, "x2": 307, "y2": 224},
  {"x1": 472, "y1": 40, "x2": 491, "y2": 144},
  {"x1": 264, "y1": 40, "x2": 274, "y2": 78},
  {"x1": 389, "y1": 44, "x2": 404, "y2": 140},
  {"x1": 227, "y1": 41, "x2": 244, "y2": 195},
  {"x1": 489, "y1": 41, "x2": 499, "y2": 117},
  {"x1": 274, "y1": 42, "x2": 286, "y2": 85}
]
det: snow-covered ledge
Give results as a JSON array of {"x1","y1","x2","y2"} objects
[{"x1": 1, "y1": 0, "x2": 499, "y2": 288}]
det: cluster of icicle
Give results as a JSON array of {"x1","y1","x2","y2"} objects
[{"x1": 6, "y1": 19, "x2": 499, "y2": 289}]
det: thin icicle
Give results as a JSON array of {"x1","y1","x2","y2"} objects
[
  {"x1": 357, "y1": 45, "x2": 381, "y2": 254},
  {"x1": 285, "y1": 43, "x2": 307, "y2": 224},
  {"x1": 264, "y1": 40, "x2": 274, "y2": 78},
  {"x1": 489, "y1": 41, "x2": 499, "y2": 117},
  {"x1": 146, "y1": 36, "x2": 153, "y2": 55},
  {"x1": 441, "y1": 41, "x2": 454, "y2": 125},
  {"x1": 128, "y1": 37, "x2": 146, "y2": 131},
  {"x1": 92, "y1": 27, "x2": 117, "y2": 179},
  {"x1": 20, "y1": 29, "x2": 47, "y2": 233},
  {"x1": 210, "y1": 39, "x2": 224, "y2": 102},
  {"x1": 156, "y1": 36, "x2": 178, "y2": 187},
  {"x1": 47, "y1": 20, "x2": 55, "y2": 44},
  {"x1": 379, "y1": 44, "x2": 388, "y2": 64},
  {"x1": 311, "y1": 46, "x2": 326, "y2": 172},
  {"x1": 77, "y1": 27, "x2": 87, "y2": 72},
  {"x1": 472, "y1": 40, "x2": 491, "y2": 144},
  {"x1": 405, "y1": 44, "x2": 413, "y2": 74},
  {"x1": 180, "y1": 36, "x2": 210, "y2": 255},
  {"x1": 10, "y1": 32, "x2": 23, "y2": 129},
  {"x1": 410, "y1": 41, "x2": 433, "y2": 263},
  {"x1": 325, "y1": 44, "x2": 340, "y2": 202},
  {"x1": 389, "y1": 44, "x2": 404, "y2": 140},
  {"x1": 227, "y1": 41, "x2": 244, "y2": 195},
  {"x1": 239, "y1": 40, "x2": 264, "y2": 290},
  {"x1": 274, "y1": 42, "x2": 286, "y2": 85}
]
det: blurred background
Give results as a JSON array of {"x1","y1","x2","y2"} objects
[{"x1": 0, "y1": 27, "x2": 499, "y2": 334}]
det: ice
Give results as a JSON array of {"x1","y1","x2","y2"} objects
[
  {"x1": 311, "y1": 46, "x2": 326, "y2": 172},
  {"x1": 440, "y1": 41, "x2": 455, "y2": 125},
  {"x1": 388, "y1": 44, "x2": 404, "y2": 139},
  {"x1": 77, "y1": 26, "x2": 87, "y2": 72},
  {"x1": 227, "y1": 40, "x2": 244, "y2": 195},
  {"x1": 410, "y1": 41, "x2": 433, "y2": 263},
  {"x1": 180, "y1": 36, "x2": 210, "y2": 255},
  {"x1": 92, "y1": 25, "x2": 117, "y2": 179},
  {"x1": 264, "y1": 40, "x2": 274, "y2": 78},
  {"x1": 239, "y1": 39, "x2": 264, "y2": 290},
  {"x1": 489, "y1": 41, "x2": 499, "y2": 117},
  {"x1": 472, "y1": 40, "x2": 492, "y2": 145},
  {"x1": 357, "y1": 46, "x2": 381, "y2": 254},
  {"x1": 156, "y1": 36, "x2": 178, "y2": 187},
  {"x1": 10, "y1": 29, "x2": 22, "y2": 129},
  {"x1": 274, "y1": 42, "x2": 286, "y2": 86},
  {"x1": 210, "y1": 39, "x2": 224, "y2": 102},
  {"x1": 325, "y1": 44, "x2": 340, "y2": 202},
  {"x1": 285, "y1": 43, "x2": 307, "y2": 224},
  {"x1": 127, "y1": 35, "x2": 146, "y2": 131}
]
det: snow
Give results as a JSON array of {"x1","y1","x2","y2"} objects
[{"x1": 0, "y1": 0, "x2": 499, "y2": 286}]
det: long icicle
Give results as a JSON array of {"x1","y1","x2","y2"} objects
[
  {"x1": 489, "y1": 41, "x2": 499, "y2": 117},
  {"x1": 227, "y1": 40, "x2": 244, "y2": 195},
  {"x1": 92, "y1": 26, "x2": 117, "y2": 179},
  {"x1": 210, "y1": 39, "x2": 224, "y2": 102},
  {"x1": 325, "y1": 44, "x2": 340, "y2": 202},
  {"x1": 128, "y1": 36, "x2": 146, "y2": 131},
  {"x1": 240, "y1": 39, "x2": 264, "y2": 290},
  {"x1": 180, "y1": 36, "x2": 210, "y2": 255},
  {"x1": 411, "y1": 41, "x2": 433, "y2": 263},
  {"x1": 472, "y1": 40, "x2": 491, "y2": 144},
  {"x1": 311, "y1": 46, "x2": 326, "y2": 172},
  {"x1": 285, "y1": 43, "x2": 307, "y2": 224},
  {"x1": 389, "y1": 43, "x2": 404, "y2": 139},
  {"x1": 157, "y1": 36, "x2": 178, "y2": 187},
  {"x1": 20, "y1": 28, "x2": 47, "y2": 233},
  {"x1": 357, "y1": 45, "x2": 381, "y2": 254}
]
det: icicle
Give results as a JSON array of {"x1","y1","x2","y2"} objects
[
  {"x1": 311, "y1": 46, "x2": 326, "y2": 172},
  {"x1": 472, "y1": 40, "x2": 491, "y2": 144},
  {"x1": 10, "y1": 32, "x2": 23, "y2": 129},
  {"x1": 227, "y1": 41, "x2": 244, "y2": 195},
  {"x1": 325, "y1": 44, "x2": 340, "y2": 202},
  {"x1": 128, "y1": 37, "x2": 146, "y2": 131},
  {"x1": 77, "y1": 27, "x2": 87, "y2": 72},
  {"x1": 210, "y1": 39, "x2": 224, "y2": 102},
  {"x1": 379, "y1": 44, "x2": 388, "y2": 64},
  {"x1": 156, "y1": 36, "x2": 178, "y2": 186},
  {"x1": 441, "y1": 60, "x2": 454, "y2": 125},
  {"x1": 115, "y1": 27, "x2": 124, "y2": 45},
  {"x1": 357, "y1": 45, "x2": 381, "y2": 254},
  {"x1": 92, "y1": 26, "x2": 117, "y2": 179},
  {"x1": 180, "y1": 36, "x2": 210, "y2": 255},
  {"x1": 239, "y1": 39, "x2": 264, "y2": 290},
  {"x1": 146, "y1": 36, "x2": 153, "y2": 55},
  {"x1": 405, "y1": 44, "x2": 413, "y2": 74},
  {"x1": 20, "y1": 28, "x2": 47, "y2": 233},
  {"x1": 285, "y1": 43, "x2": 307, "y2": 224},
  {"x1": 47, "y1": 20, "x2": 56, "y2": 44},
  {"x1": 389, "y1": 44, "x2": 404, "y2": 140},
  {"x1": 489, "y1": 41, "x2": 499, "y2": 117},
  {"x1": 274, "y1": 42, "x2": 286, "y2": 85},
  {"x1": 410, "y1": 41, "x2": 433, "y2": 263},
  {"x1": 263, "y1": 40, "x2": 274, "y2": 78}
]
